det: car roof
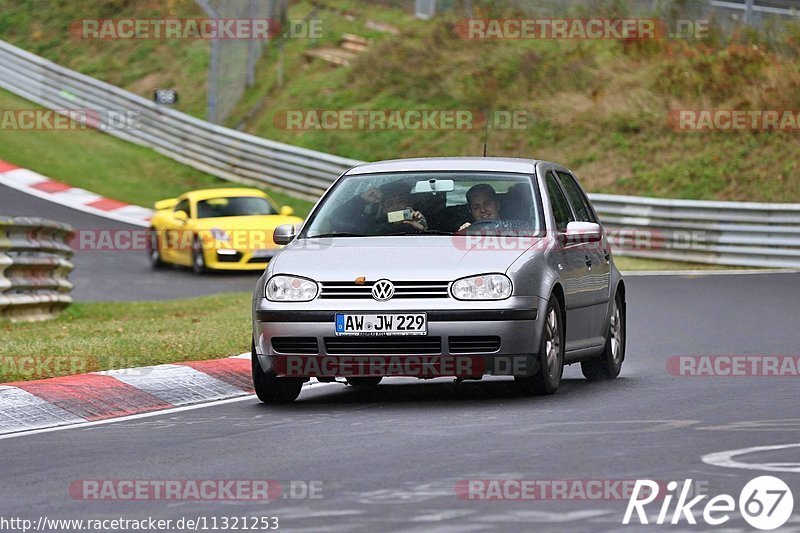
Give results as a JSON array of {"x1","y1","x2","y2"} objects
[
  {"x1": 181, "y1": 188, "x2": 268, "y2": 201},
  {"x1": 344, "y1": 157, "x2": 549, "y2": 175}
]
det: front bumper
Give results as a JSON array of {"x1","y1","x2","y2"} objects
[
  {"x1": 205, "y1": 248, "x2": 278, "y2": 270},
  {"x1": 253, "y1": 298, "x2": 547, "y2": 378}
]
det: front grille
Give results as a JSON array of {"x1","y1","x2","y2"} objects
[
  {"x1": 324, "y1": 336, "x2": 442, "y2": 355},
  {"x1": 449, "y1": 336, "x2": 501, "y2": 354},
  {"x1": 319, "y1": 281, "x2": 450, "y2": 299},
  {"x1": 272, "y1": 337, "x2": 319, "y2": 354}
]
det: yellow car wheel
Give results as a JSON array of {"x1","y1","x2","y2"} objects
[
  {"x1": 148, "y1": 229, "x2": 165, "y2": 270},
  {"x1": 192, "y1": 237, "x2": 207, "y2": 275}
]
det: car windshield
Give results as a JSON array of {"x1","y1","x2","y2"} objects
[
  {"x1": 196, "y1": 196, "x2": 276, "y2": 218},
  {"x1": 303, "y1": 172, "x2": 543, "y2": 238}
]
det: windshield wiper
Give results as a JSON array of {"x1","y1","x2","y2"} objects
[
  {"x1": 384, "y1": 230, "x2": 452, "y2": 236},
  {"x1": 305, "y1": 232, "x2": 368, "y2": 238}
]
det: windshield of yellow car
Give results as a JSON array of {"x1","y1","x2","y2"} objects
[{"x1": 196, "y1": 196, "x2": 277, "y2": 218}]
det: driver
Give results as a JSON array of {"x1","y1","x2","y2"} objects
[{"x1": 459, "y1": 183, "x2": 500, "y2": 231}]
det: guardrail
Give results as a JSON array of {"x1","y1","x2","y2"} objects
[
  {"x1": 1, "y1": 39, "x2": 799, "y2": 269},
  {"x1": 0, "y1": 40, "x2": 359, "y2": 202},
  {"x1": 592, "y1": 194, "x2": 800, "y2": 268},
  {"x1": 709, "y1": 0, "x2": 800, "y2": 19},
  {"x1": 0, "y1": 217, "x2": 74, "y2": 322}
]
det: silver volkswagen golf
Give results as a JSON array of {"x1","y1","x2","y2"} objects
[{"x1": 251, "y1": 158, "x2": 626, "y2": 403}]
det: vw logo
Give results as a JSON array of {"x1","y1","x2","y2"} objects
[{"x1": 371, "y1": 279, "x2": 395, "y2": 301}]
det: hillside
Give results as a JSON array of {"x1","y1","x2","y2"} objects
[{"x1": 1, "y1": 0, "x2": 799, "y2": 201}]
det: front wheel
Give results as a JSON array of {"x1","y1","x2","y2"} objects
[
  {"x1": 192, "y1": 238, "x2": 207, "y2": 274},
  {"x1": 148, "y1": 229, "x2": 165, "y2": 269},
  {"x1": 252, "y1": 343, "x2": 303, "y2": 404},
  {"x1": 581, "y1": 291, "x2": 625, "y2": 380},
  {"x1": 515, "y1": 297, "x2": 564, "y2": 396}
]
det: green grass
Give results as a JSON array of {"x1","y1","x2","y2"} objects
[
  {"x1": 0, "y1": 0, "x2": 211, "y2": 119},
  {"x1": 0, "y1": 292, "x2": 252, "y2": 382}
]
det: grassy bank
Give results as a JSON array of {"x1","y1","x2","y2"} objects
[
  {"x1": 0, "y1": 292, "x2": 252, "y2": 382},
  {"x1": 3, "y1": 0, "x2": 800, "y2": 203}
]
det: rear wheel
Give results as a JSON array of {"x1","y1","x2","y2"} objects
[
  {"x1": 581, "y1": 291, "x2": 625, "y2": 380},
  {"x1": 346, "y1": 377, "x2": 383, "y2": 387},
  {"x1": 148, "y1": 229, "x2": 164, "y2": 269},
  {"x1": 251, "y1": 342, "x2": 303, "y2": 404},
  {"x1": 515, "y1": 297, "x2": 564, "y2": 396}
]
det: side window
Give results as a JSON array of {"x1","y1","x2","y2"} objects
[
  {"x1": 557, "y1": 172, "x2": 595, "y2": 223},
  {"x1": 545, "y1": 172, "x2": 573, "y2": 232},
  {"x1": 174, "y1": 199, "x2": 190, "y2": 217}
]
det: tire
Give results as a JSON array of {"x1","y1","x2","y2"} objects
[
  {"x1": 581, "y1": 291, "x2": 625, "y2": 381},
  {"x1": 346, "y1": 377, "x2": 383, "y2": 387},
  {"x1": 148, "y1": 229, "x2": 165, "y2": 269},
  {"x1": 251, "y1": 342, "x2": 303, "y2": 404},
  {"x1": 192, "y1": 237, "x2": 207, "y2": 274},
  {"x1": 515, "y1": 297, "x2": 564, "y2": 396}
]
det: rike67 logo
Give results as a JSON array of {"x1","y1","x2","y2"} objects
[{"x1": 623, "y1": 476, "x2": 794, "y2": 530}]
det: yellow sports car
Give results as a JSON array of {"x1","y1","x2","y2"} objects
[{"x1": 148, "y1": 188, "x2": 303, "y2": 273}]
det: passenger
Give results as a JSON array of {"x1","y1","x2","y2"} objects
[
  {"x1": 458, "y1": 183, "x2": 500, "y2": 231},
  {"x1": 334, "y1": 181, "x2": 428, "y2": 234}
]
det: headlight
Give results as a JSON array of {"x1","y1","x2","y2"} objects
[
  {"x1": 451, "y1": 274, "x2": 512, "y2": 300},
  {"x1": 266, "y1": 275, "x2": 318, "y2": 302},
  {"x1": 210, "y1": 228, "x2": 231, "y2": 242}
]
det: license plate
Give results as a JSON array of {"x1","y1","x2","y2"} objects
[{"x1": 335, "y1": 313, "x2": 427, "y2": 336}]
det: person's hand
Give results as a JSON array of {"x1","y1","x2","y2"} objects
[
  {"x1": 360, "y1": 188, "x2": 382, "y2": 204},
  {"x1": 458, "y1": 222, "x2": 471, "y2": 231},
  {"x1": 402, "y1": 210, "x2": 428, "y2": 231}
]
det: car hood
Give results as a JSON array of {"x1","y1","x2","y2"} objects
[{"x1": 270, "y1": 236, "x2": 540, "y2": 281}]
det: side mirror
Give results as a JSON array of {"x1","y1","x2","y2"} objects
[
  {"x1": 279, "y1": 205, "x2": 295, "y2": 216},
  {"x1": 565, "y1": 221, "x2": 602, "y2": 243},
  {"x1": 174, "y1": 210, "x2": 189, "y2": 223},
  {"x1": 274, "y1": 224, "x2": 297, "y2": 245}
]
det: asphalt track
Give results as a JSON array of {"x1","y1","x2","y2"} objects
[
  {"x1": 0, "y1": 183, "x2": 259, "y2": 301},
  {"x1": 1, "y1": 271, "x2": 799, "y2": 532}
]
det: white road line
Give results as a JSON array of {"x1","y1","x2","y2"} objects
[{"x1": 701, "y1": 443, "x2": 800, "y2": 473}]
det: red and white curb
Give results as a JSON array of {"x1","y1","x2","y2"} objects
[
  {"x1": 0, "y1": 159, "x2": 153, "y2": 227},
  {"x1": 0, "y1": 353, "x2": 249, "y2": 436},
  {"x1": 0, "y1": 353, "x2": 333, "y2": 437}
]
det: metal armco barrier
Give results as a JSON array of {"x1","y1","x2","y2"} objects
[
  {"x1": 0, "y1": 39, "x2": 359, "y2": 202},
  {"x1": 0, "y1": 217, "x2": 74, "y2": 322},
  {"x1": 1, "y1": 39, "x2": 799, "y2": 269},
  {"x1": 591, "y1": 194, "x2": 800, "y2": 268}
]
